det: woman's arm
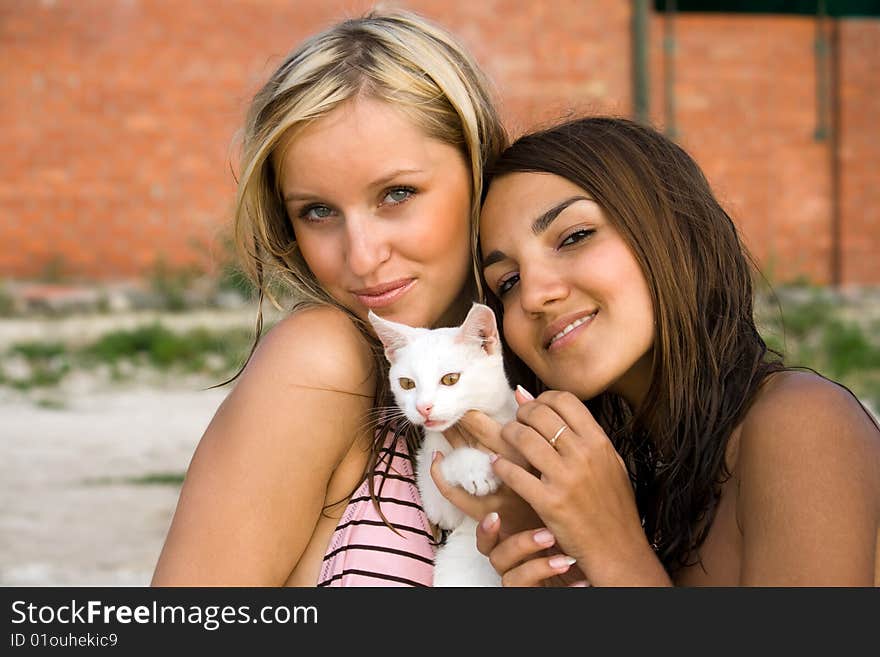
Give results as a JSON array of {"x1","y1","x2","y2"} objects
[
  {"x1": 736, "y1": 371, "x2": 880, "y2": 586},
  {"x1": 151, "y1": 305, "x2": 375, "y2": 586}
]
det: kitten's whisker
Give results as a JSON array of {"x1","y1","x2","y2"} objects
[
  {"x1": 363, "y1": 407, "x2": 405, "y2": 422},
  {"x1": 361, "y1": 406, "x2": 409, "y2": 432}
]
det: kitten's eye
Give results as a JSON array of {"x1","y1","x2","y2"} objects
[
  {"x1": 398, "y1": 377, "x2": 415, "y2": 390},
  {"x1": 440, "y1": 373, "x2": 460, "y2": 386}
]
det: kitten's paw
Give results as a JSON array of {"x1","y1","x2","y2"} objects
[
  {"x1": 421, "y1": 491, "x2": 465, "y2": 530},
  {"x1": 440, "y1": 448, "x2": 501, "y2": 496},
  {"x1": 418, "y1": 467, "x2": 465, "y2": 530}
]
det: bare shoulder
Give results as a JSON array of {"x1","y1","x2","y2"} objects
[
  {"x1": 151, "y1": 304, "x2": 378, "y2": 585},
  {"x1": 734, "y1": 370, "x2": 880, "y2": 584},
  {"x1": 740, "y1": 369, "x2": 880, "y2": 467},
  {"x1": 244, "y1": 304, "x2": 376, "y2": 396},
  {"x1": 217, "y1": 302, "x2": 379, "y2": 470}
]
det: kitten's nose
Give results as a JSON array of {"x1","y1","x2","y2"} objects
[{"x1": 416, "y1": 403, "x2": 433, "y2": 419}]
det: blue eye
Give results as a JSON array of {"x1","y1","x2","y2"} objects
[
  {"x1": 299, "y1": 204, "x2": 335, "y2": 222},
  {"x1": 382, "y1": 187, "x2": 416, "y2": 205},
  {"x1": 559, "y1": 228, "x2": 594, "y2": 248},
  {"x1": 496, "y1": 273, "x2": 519, "y2": 297}
]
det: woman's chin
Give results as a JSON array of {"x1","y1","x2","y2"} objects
[{"x1": 543, "y1": 373, "x2": 608, "y2": 402}]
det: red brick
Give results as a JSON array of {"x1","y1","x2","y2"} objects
[{"x1": 0, "y1": 1, "x2": 877, "y2": 284}]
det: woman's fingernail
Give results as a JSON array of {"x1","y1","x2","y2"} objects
[
  {"x1": 548, "y1": 555, "x2": 577, "y2": 570},
  {"x1": 516, "y1": 385, "x2": 535, "y2": 401},
  {"x1": 533, "y1": 529, "x2": 555, "y2": 546},
  {"x1": 482, "y1": 512, "x2": 499, "y2": 530},
  {"x1": 489, "y1": 452, "x2": 499, "y2": 464},
  {"x1": 570, "y1": 580, "x2": 590, "y2": 587},
  {"x1": 432, "y1": 451, "x2": 440, "y2": 462}
]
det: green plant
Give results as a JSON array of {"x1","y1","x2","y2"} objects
[
  {"x1": 755, "y1": 283, "x2": 880, "y2": 411},
  {"x1": 213, "y1": 232, "x2": 257, "y2": 300},
  {"x1": 82, "y1": 472, "x2": 186, "y2": 486},
  {"x1": 8, "y1": 363, "x2": 70, "y2": 389},
  {"x1": 217, "y1": 261, "x2": 257, "y2": 300},
  {"x1": 10, "y1": 342, "x2": 67, "y2": 360},
  {"x1": 148, "y1": 257, "x2": 201, "y2": 312},
  {"x1": 81, "y1": 323, "x2": 252, "y2": 372},
  {"x1": 35, "y1": 397, "x2": 67, "y2": 410},
  {"x1": 39, "y1": 254, "x2": 67, "y2": 283},
  {"x1": 123, "y1": 472, "x2": 186, "y2": 486},
  {"x1": 6, "y1": 341, "x2": 71, "y2": 389},
  {"x1": 0, "y1": 283, "x2": 14, "y2": 316},
  {"x1": 821, "y1": 320, "x2": 880, "y2": 379},
  {"x1": 0, "y1": 322, "x2": 260, "y2": 391}
]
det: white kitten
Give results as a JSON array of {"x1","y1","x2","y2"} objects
[{"x1": 368, "y1": 303, "x2": 517, "y2": 587}]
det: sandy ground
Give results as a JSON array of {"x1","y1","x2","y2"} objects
[
  {"x1": 0, "y1": 308, "x2": 261, "y2": 587},
  {"x1": 0, "y1": 381, "x2": 228, "y2": 586}
]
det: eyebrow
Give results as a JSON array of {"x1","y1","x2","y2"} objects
[
  {"x1": 482, "y1": 195, "x2": 591, "y2": 269},
  {"x1": 283, "y1": 168, "x2": 425, "y2": 203}
]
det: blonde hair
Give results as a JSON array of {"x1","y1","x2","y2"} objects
[
  {"x1": 233, "y1": 9, "x2": 506, "y2": 324},
  {"x1": 226, "y1": 10, "x2": 506, "y2": 517}
]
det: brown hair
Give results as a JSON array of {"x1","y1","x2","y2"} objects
[{"x1": 483, "y1": 116, "x2": 784, "y2": 572}]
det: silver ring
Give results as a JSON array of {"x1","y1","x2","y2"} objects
[{"x1": 549, "y1": 424, "x2": 567, "y2": 448}]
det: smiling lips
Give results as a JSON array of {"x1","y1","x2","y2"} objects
[
  {"x1": 352, "y1": 278, "x2": 416, "y2": 309},
  {"x1": 543, "y1": 310, "x2": 598, "y2": 350}
]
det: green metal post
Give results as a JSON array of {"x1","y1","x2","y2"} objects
[
  {"x1": 632, "y1": 0, "x2": 650, "y2": 123},
  {"x1": 664, "y1": 0, "x2": 678, "y2": 138}
]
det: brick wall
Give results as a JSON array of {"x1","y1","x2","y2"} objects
[
  {"x1": 839, "y1": 18, "x2": 880, "y2": 284},
  {"x1": 652, "y1": 13, "x2": 831, "y2": 284},
  {"x1": 1, "y1": 0, "x2": 877, "y2": 284}
]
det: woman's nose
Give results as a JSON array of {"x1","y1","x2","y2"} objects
[
  {"x1": 345, "y1": 214, "x2": 391, "y2": 278},
  {"x1": 518, "y1": 266, "x2": 569, "y2": 315}
]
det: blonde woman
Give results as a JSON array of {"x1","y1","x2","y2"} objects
[{"x1": 152, "y1": 10, "x2": 507, "y2": 586}]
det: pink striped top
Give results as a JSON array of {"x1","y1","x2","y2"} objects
[{"x1": 317, "y1": 431, "x2": 436, "y2": 587}]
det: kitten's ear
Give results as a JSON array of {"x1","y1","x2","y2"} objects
[
  {"x1": 457, "y1": 303, "x2": 500, "y2": 355},
  {"x1": 367, "y1": 311, "x2": 411, "y2": 362}
]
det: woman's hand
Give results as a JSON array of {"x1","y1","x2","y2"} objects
[
  {"x1": 492, "y1": 389, "x2": 670, "y2": 586},
  {"x1": 441, "y1": 398, "x2": 532, "y2": 470},
  {"x1": 431, "y1": 389, "x2": 543, "y2": 538},
  {"x1": 475, "y1": 513, "x2": 589, "y2": 587}
]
